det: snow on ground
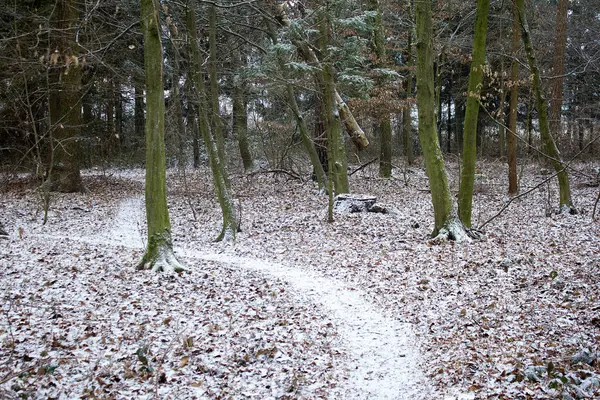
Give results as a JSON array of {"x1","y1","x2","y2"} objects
[{"x1": 1, "y1": 160, "x2": 599, "y2": 399}]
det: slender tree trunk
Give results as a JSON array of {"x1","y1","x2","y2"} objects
[
  {"x1": 458, "y1": 0, "x2": 490, "y2": 228},
  {"x1": 187, "y1": 5, "x2": 238, "y2": 241},
  {"x1": 549, "y1": 0, "x2": 569, "y2": 151},
  {"x1": 415, "y1": 0, "x2": 465, "y2": 239},
  {"x1": 516, "y1": 0, "x2": 576, "y2": 213},
  {"x1": 48, "y1": 0, "x2": 83, "y2": 193},
  {"x1": 138, "y1": 0, "x2": 183, "y2": 272},
  {"x1": 507, "y1": 2, "x2": 519, "y2": 194}
]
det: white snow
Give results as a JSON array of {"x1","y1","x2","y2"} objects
[{"x1": 31, "y1": 196, "x2": 430, "y2": 399}]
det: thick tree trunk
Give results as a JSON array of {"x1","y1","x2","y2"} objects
[
  {"x1": 516, "y1": 0, "x2": 576, "y2": 213},
  {"x1": 48, "y1": 0, "x2": 83, "y2": 193},
  {"x1": 138, "y1": 0, "x2": 183, "y2": 272},
  {"x1": 458, "y1": 0, "x2": 490, "y2": 228},
  {"x1": 319, "y1": 9, "x2": 349, "y2": 195},
  {"x1": 415, "y1": 0, "x2": 460, "y2": 237},
  {"x1": 507, "y1": 2, "x2": 519, "y2": 194},
  {"x1": 549, "y1": 0, "x2": 569, "y2": 152},
  {"x1": 187, "y1": 6, "x2": 238, "y2": 241}
]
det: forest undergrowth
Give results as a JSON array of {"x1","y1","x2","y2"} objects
[{"x1": 1, "y1": 159, "x2": 599, "y2": 399}]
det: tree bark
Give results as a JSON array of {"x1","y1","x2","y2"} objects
[
  {"x1": 516, "y1": 0, "x2": 576, "y2": 213},
  {"x1": 48, "y1": 0, "x2": 83, "y2": 193},
  {"x1": 549, "y1": 0, "x2": 569, "y2": 152},
  {"x1": 138, "y1": 0, "x2": 183, "y2": 272},
  {"x1": 507, "y1": 1, "x2": 519, "y2": 194},
  {"x1": 232, "y1": 51, "x2": 253, "y2": 172},
  {"x1": 187, "y1": 5, "x2": 238, "y2": 241},
  {"x1": 458, "y1": 0, "x2": 490, "y2": 228},
  {"x1": 319, "y1": 7, "x2": 349, "y2": 195},
  {"x1": 415, "y1": 0, "x2": 461, "y2": 238}
]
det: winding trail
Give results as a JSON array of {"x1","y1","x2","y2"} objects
[{"x1": 99, "y1": 198, "x2": 430, "y2": 398}]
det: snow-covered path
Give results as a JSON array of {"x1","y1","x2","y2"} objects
[{"x1": 93, "y1": 198, "x2": 430, "y2": 398}]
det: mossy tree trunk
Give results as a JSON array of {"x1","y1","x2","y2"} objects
[
  {"x1": 458, "y1": 0, "x2": 490, "y2": 228},
  {"x1": 187, "y1": 5, "x2": 238, "y2": 241},
  {"x1": 138, "y1": 0, "x2": 183, "y2": 272},
  {"x1": 516, "y1": 0, "x2": 576, "y2": 213},
  {"x1": 507, "y1": 1, "x2": 519, "y2": 195},
  {"x1": 48, "y1": 0, "x2": 83, "y2": 193},
  {"x1": 415, "y1": 0, "x2": 464, "y2": 239},
  {"x1": 319, "y1": 6, "x2": 349, "y2": 195}
]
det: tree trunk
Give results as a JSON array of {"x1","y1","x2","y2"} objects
[
  {"x1": 415, "y1": 0, "x2": 465, "y2": 239},
  {"x1": 138, "y1": 0, "x2": 183, "y2": 272},
  {"x1": 232, "y1": 50, "x2": 253, "y2": 172},
  {"x1": 319, "y1": 8, "x2": 349, "y2": 195},
  {"x1": 507, "y1": 1, "x2": 519, "y2": 194},
  {"x1": 48, "y1": 0, "x2": 83, "y2": 193},
  {"x1": 187, "y1": 6, "x2": 238, "y2": 241},
  {"x1": 368, "y1": 0, "x2": 392, "y2": 178},
  {"x1": 549, "y1": 0, "x2": 569, "y2": 152},
  {"x1": 208, "y1": 4, "x2": 225, "y2": 165},
  {"x1": 404, "y1": 23, "x2": 414, "y2": 164},
  {"x1": 516, "y1": 0, "x2": 576, "y2": 213},
  {"x1": 458, "y1": 0, "x2": 490, "y2": 228}
]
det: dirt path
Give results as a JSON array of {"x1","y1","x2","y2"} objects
[{"x1": 79, "y1": 197, "x2": 431, "y2": 398}]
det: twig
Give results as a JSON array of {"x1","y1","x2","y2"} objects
[{"x1": 349, "y1": 157, "x2": 378, "y2": 177}]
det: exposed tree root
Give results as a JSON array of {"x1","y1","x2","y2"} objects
[
  {"x1": 430, "y1": 216, "x2": 482, "y2": 244},
  {"x1": 137, "y1": 230, "x2": 184, "y2": 273}
]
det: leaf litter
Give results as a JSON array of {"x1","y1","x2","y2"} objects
[{"x1": 1, "y1": 160, "x2": 599, "y2": 399}]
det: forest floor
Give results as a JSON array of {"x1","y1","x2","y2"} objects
[{"x1": 1, "y1": 158, "x2": 599, "y2": 399}]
